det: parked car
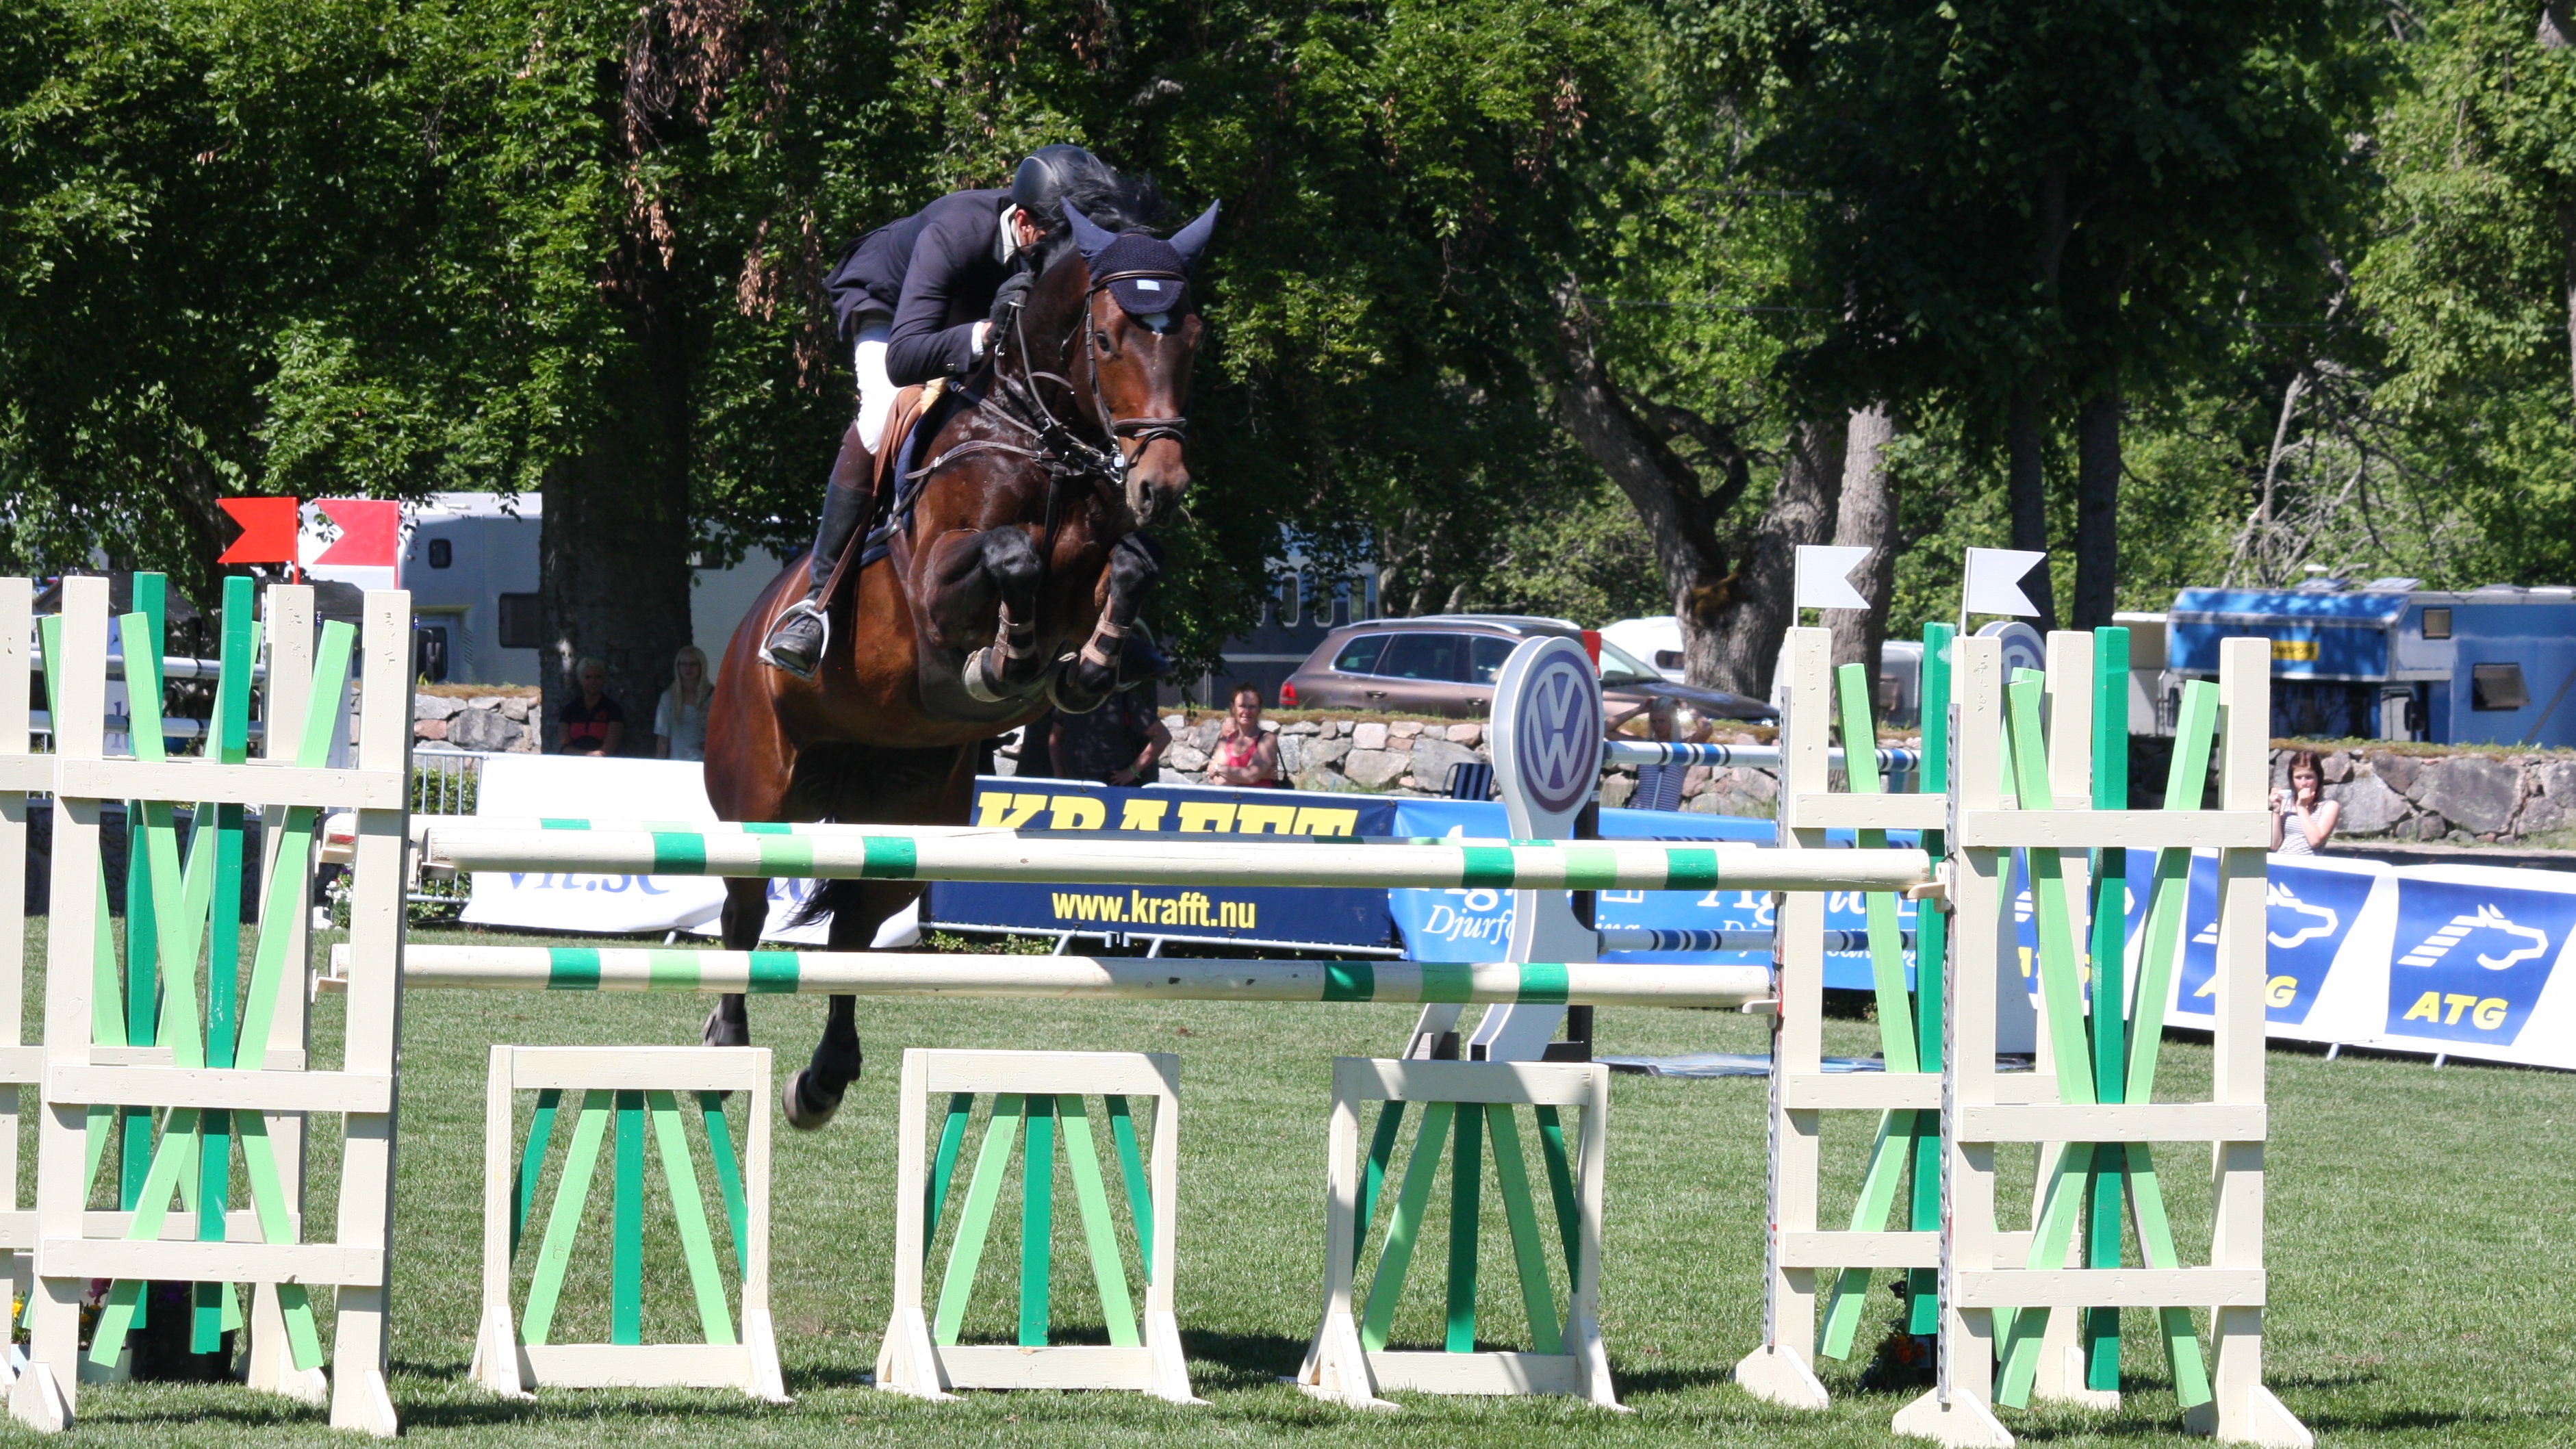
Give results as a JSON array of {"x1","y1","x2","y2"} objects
[
  {"x1": 1600, "y1": 616, "x2": 1685, "y2": 683},
  {"x1": 1277, "y1": 615, "x2": 1778, "y2": 722}
]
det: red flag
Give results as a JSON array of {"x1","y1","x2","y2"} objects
[
  {"x1": 216, "y1": 497, "x2": 301, "y2": 565},
  {"x1": 314, "y1": 498, "x2": 400, "y2": 567}
]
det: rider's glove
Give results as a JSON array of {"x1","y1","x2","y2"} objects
[{"x1": 984, "y1": 270, "x2": 1035, "y2": 344}]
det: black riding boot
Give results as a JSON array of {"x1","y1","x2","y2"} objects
[{"x1": 762, "y1": 427, "x2": 875, "y2": 678}]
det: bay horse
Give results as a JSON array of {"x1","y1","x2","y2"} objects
[{"x1": 700, "y1": 201, "x2": 1213, "y2": 1127}]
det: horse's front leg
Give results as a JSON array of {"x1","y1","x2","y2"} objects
[
  {"x1": 701, "y1": 878, "x2": 773, "y2": 1049},
  {"x1": 923, "y1": 527, "x2": 1047, "y2": 702},
  {"x1": 1052, "y1": 531, "x2": 1165, "y2": 714}
]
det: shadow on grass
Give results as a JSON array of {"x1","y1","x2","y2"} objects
[{"x1": 1178, "y1": 1329, "x2": 1312, "y2": 1390}]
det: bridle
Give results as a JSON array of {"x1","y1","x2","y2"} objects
[{"x1": 906, "y1": 253, "x2": 1191, "y2": 524}]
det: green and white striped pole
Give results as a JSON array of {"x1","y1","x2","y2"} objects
[
  {"x1": 355, "y1": 945, "x2": 1769, "y2": 1008},
  {"x1": 416, "y1": 819, "x2": 1928, "y2": 895}
]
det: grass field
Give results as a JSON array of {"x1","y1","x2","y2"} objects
[{"x1": 16, "y1": 921, "x2": 2575, "y2": 1446}]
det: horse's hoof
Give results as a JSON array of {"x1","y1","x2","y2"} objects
[
  {"x1": 702, "y1": 1005, "x2": 750, "y2": 1049},
  {"x1": 783, "y1": 1068, "x2": 843, "y2": 1131}
]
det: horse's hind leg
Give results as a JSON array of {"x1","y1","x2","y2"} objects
[
  {"x1": 782, "y1": 878, "x2": 919, "y2": 1129},
  {"x1": 703, "y1": 877, "x2": 773, "y2": 1049}
]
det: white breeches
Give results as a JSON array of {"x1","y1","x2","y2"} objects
[{"x1": 854, "y1": 324, "x2": 895, "y2": 453}]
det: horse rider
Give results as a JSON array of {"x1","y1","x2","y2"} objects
[{"x1": 761, "y1": 144, "x2": 1159, "y2": 678}]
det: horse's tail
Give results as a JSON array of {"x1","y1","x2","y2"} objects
[{"x1": 789, "y1": 877, "x2": 868, "y2": 932}]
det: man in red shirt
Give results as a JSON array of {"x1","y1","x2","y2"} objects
[{"x1": 555, "y1": 657, "x2": 626, "y2": 756}]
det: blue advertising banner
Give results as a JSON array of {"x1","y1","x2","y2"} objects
[
  {"x1": 2380, "y1": 875, "x2": 2576, "y2": 1044},
  {"x1": 1386, "y1": 800, "x2": 1917, "y2": 991},
  {"x1": 2169, "y1": 854, "x2": 2378, "y2": 1025},
  {"x1": 923, "y1": 778, "x2": 1400, "y2": 949}
]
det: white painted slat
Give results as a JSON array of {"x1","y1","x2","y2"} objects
[
  {"x1": 1952, "y1": 1268, "x2": 2267, "y2": 1309},
  {"x1": 53, "y1": 758, "x2": 407, "y2": 810},
  {"x1": 521, "y1": 1344, "x2": 756, "y2": 1389},
  {"x1": 1331, "y1": 1057, "x2": 1603, "y2": 1108},
  {"x1": 1780, "y1": 1073, "x2": 1939, "y2": 1111},
  {"x1": 0, "y1": 758, "x2": 49, "y2": 793},
  {"x1": 1366, "y1": 1350, "x2": 1581, "y2": 1396},
  {"x1": 46, "y1": 1066, "x2": 392, "y2": 1114},
  {"x1": 919, "y1": 1049, "x2": 1178, "y2": 1098},
  {"x1": 936, "y1": 1346, "x2": 1161, "y2": 1391},
  {"x1": 1776, "y1": 1231, "x2": 1940, "y2": 1270},
  {"x1": 1786, "y1": 792, "x2": 1947, "y2": 832},
  {"x1": 501, "y1": 1047, "x2": 765, "y2": 1094},
  {"x1": 1956, "y1": 808, "x2": 2269, "y2": 849},
  {"x1": 39, "y1": 1238, "x2": 384, "y2": 1285},
  {"x1": 1956, "y1": 1101, "x2": 2268, "y2": 1144}
]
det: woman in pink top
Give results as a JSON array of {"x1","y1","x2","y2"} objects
[{"x1": 1210, "y1": 683, "x2": 1282, "y2": 786}]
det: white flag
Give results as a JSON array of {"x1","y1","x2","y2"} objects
[
  {"x1": 1794, "y1": 545, "x2": 1874, "y2": 611},
  {"x1": 1963, "y1": 548, "x2": 2048, "y2": 618}
]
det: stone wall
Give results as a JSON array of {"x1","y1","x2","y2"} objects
[
  {"x1": 413, "y1": 691, "x2": 539, "y2": 753},
  {"x1": 2298, "y1": 747, "x2": 2576, "y2": 845}
]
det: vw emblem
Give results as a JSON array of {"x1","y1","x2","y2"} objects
[{"x1": 1507, "y1": 641, "x2": 1603, "y2": 820}]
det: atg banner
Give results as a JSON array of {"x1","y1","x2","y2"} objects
[
  {"x1": 2161, "y1": 854, "x2": 2576, "y2": 1070},
  {"x1": 923, "y1": 778, "x2": 1399, "y2": 949}
]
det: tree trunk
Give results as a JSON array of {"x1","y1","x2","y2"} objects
[
  {"x1": 1704, "y1": 418, "x2": 1846, "y2": 698},
  {"x1": 2006, "y1": 383, "x2": 2057, "y2": 632},
  {"x1": 2560, "y1": 196, "x2": 2576, "y2": 412},
  {"x1": 1828, "y1": 402, "x2": 1900, "y2": 684},
  {"x1": 540, "y1": 252, "x2": 696, "y2": 755},
  {"x1": 2072, "y1": 391, "x2": 2121, "y2": 630}
]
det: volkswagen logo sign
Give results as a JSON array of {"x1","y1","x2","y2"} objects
[{"x1": 1495, "y1": 637, "x2": 1604, "y2": 827}]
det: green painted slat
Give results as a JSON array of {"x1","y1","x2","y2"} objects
[
  {"x1": 699, "y1": 1092, "x2": 749, "y2": 1268},
  {"x1": 647, "y1": 1090, "x2": 737, "y2": 1346},
  {"x1": 1532, "y1": 1105, "x2": 1581, "y2": 1278},
  {"x1": 748, "y1": 951, "x2": 800, "y2": 993},
  {"x1": 934, "y1": 1095, "x2": 1023, "y2": 1346},
  {"x1": 2004, "y1": 673, "x2": 2096, "y2": 1106},
  {"x1": 1835, "y1": 663, "x2": 1920, "y2": 1074},
  {"x1": 756, "y1": 835, "x2": 815, "y2": 877},
  {"x1": 1819, "y1": 1110, "x2": 1915, "y2": 1359},
  {"x1": 1994, "y1": 1142, "x2": 2095, "y2": 1407},
  {"x1": 1103, "y1": 1095, "x2": 1152, "y2": 1283},
  {"x1": 611, "y1": 1089, "x2": 645, "y2": 1345},
  {"x1": 1323, "y1": 962, "x2": 1374, "y2": 1002},
  {"x1": 650, "y1": 832, "x2": 706, "y2": 874},
  {"x1": 120, "y1": 591, "x2": 166, "y2": 1224},
  {"x1": 2127, "y1": 680, "x2": 2221, "y2": 1105},
  {"x1": 235, "y1": 1115, "x2": 324, "y2": 1368},
  {"x1": 1422, "y1": 962, "x2": 1472, "y2": 1003},
  {"x1": 522, "y1": 1091, "x2": 613, "y2": 1346},
  {"x1": 1019, "y1": 1094, "x2": 1057, "y2": 1348},
  {"x1": 192, "y1": 1103, "x2": 230, "y2": 1353},
  {"x1": 197, "y1": 576, "x2": 255, "y2": 1370},
  {"x1": 2125, "y1": 1143, "x2": 2214, "y2": 1407},
  {"x1": 926, "y1": 1092, "x2": 974, "y2": 1254},
  {"x1": 1360, "y1": 1101, "x2": 1455, "y2": 1352},
  {"x1": 647, "y1": 949, "x2": 701, "y2": 990},
  {"x1": 1444, "y1": 1100, "x2": 1481, "y2": 1353},
  {"x1": 1483, "y1": 1105, "x2": 1561, "y2": 1355},
  {"x1": 1355, "y1": 1101, "x2": 1406, "y2": 1270},
  {"x1": 2086, "y1": 627, "x2": 2132, "y2": 1388},
  {"x1": 90, "y1": 851, "x2": 123, "y2": 1049},
  {"x1": 1911, "y1": 626, "x2": 1952, "y2": 1336},
  {"x1": 512, "y1": 1088, "x2": 563, "y2": 1260},
  {"x1": 86, "y1": 1120, "x2": 200, "y2": 1363},
  {"x1": 1056, "y1": 1097, "x2": 1140, "y2": 1348}
]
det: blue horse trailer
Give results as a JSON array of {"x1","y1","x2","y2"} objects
[{"x1": 2167, "y1": 583, "x2": 2576, "y2": 745}]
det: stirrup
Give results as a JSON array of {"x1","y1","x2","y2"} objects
[{"x1": 758, "y1": 598, "x2": 832, "y2": 679}]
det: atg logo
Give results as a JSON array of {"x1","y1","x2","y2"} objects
[
  {"x1": 2174, "y1": 858, "x2": 2371, "y2": 1025},
  {"x1": 2384, "y1": 879, "x2": 2576, "y2": 1044},
  {"x1": 1510, "y1": 643, "x2": 1603, "y2": 819}
]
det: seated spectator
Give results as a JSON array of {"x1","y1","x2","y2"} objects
[
  {"x1": 1208, "y1": 684, "x2": 1281, "y2": 787},
  {"x1": 655, "y1": 646, "x2": 713, "y2": 761},
  {"x1": 1046, "y1": 689, "x2": 1170, "y2": 786},
  {"x1": 557, "y1": 657, "x2": 626, "y2": 756},
  {"x1": 2272, "y1": 749, "x2": 2340, "y2": 855}
]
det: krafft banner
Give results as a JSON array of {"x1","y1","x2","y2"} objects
[{"x1": 923, "y1": 778, "x2": 1399, "y2": 949}]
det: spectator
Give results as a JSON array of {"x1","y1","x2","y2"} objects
[
  {"x1": 2271, "y1": 749, "x2": 2340, "y2": 856},
  {"x1": 1046, "y1": 689, "x2": 1169, "y2": 786},
  {"x1": 655, "y1": 646, "x2": 714, "y2": 761},
  {"x1": 1208, "y1": 683, "x2": 1282, "y2": 787},
  {"x1": 556, "y1": 657, "x2": 626, "y2": 756}
]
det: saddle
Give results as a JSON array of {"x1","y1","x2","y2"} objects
[{"x1": 817, "y1": 380, "x2": 948, "y2": 606}]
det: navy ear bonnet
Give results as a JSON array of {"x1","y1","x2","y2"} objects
[{"x1": 1066, "y1": 201, "x2": 1219, "y2": 317}]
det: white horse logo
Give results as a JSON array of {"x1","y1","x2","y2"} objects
[
  {"x1": 2395, "y1": 903, "x2": 2551, "y2": 971},
  {"x1": 2267, "y1": 882, "x2": 2338, "y2": 950}
]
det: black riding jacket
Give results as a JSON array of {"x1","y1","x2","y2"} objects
[{"x1": 821, "y1": 188, "x2": 1019, "y2": 387}]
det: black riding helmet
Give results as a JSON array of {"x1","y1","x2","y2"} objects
[{"x1": 1010, "y1": 144, "x2": 1112, "y2": 231}]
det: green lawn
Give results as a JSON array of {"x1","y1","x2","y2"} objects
[{"x1": 16, "y1": 923, "x2": 2574, "y2": 1446}]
